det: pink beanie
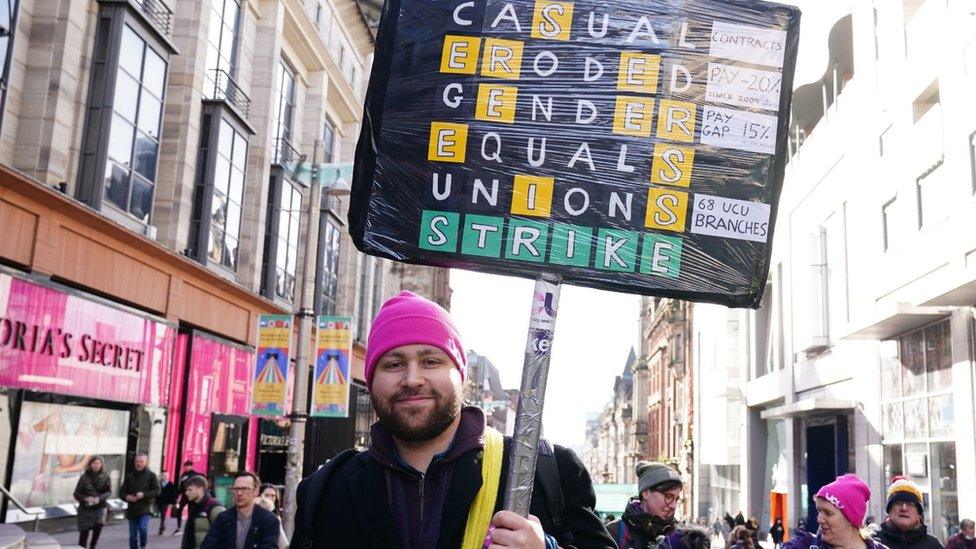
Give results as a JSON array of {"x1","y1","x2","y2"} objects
[
  {"x1": 364, "y1": 291, "x2": 466, "y2": 389},
  {"x1": 816, "y1": 474, "x2": 871, "y2": 528}
]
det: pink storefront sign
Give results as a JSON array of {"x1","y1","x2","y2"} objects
[
  {"x1": 179, "y1": 333, "x2": 257, "y2": 472},
  {"x1": 0, "y1": 272, "x2": 175, "y2": 405}
]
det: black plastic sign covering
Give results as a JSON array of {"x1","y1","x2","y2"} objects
[{"x1": 349, "y1": 0, "x2": 801, "y2": 308}]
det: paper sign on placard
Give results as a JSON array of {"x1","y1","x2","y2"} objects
[
  {"x1": 706, "y1": 63, "x2": 782, "y2": 111},
  {"x1": 700, "y1": 106, "x2": 778, "y2": 154},
  {"x1": 690, "y1": 195, "x2": 771, "y2": 243},
  {"x1": 709, "y1": 21, "x2": 788, "y2": 68}
]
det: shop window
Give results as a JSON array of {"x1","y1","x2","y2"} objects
[
  {"x1": 0, "y1": 0, "x2": 20, "y2": 135},
  {"x1": 209, "y1": 414, "x2": 248, "y2": 504},
  {"x1": 314, "y1": 215, "x2": 341, "y2": 316},
  {"x1": 76, "y1": 5, "x2": 174, "y2": 231},
  {"x1": 271, "y1": 60, "x2": 297, "y2": 163},
  {"x1": 261, "y1": 174, "x2": 303, "y2": 303},
  {"x1": 189, "y1": 111, "x2": 249, "y2": 274},
  {"x1": 932, "y1": 442, "x2": 958, "y2": 539}
]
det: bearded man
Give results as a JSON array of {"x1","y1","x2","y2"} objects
[{"x1": 292, "y1": 291, "x2": 614, "y2": 549}]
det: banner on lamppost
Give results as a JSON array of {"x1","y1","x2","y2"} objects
[
  {"x1": 252, "y1": 314, "x2": 292, "y2": 416},
  {"x1": 311, "y1": 316, "x2": 353, "y2": 418}
]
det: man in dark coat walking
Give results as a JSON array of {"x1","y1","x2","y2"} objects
[
  {"x1": 120, "y1": 453, "x2": 161, "y2": 549},
  {"x1": 201, "y1": 472, "x2": 279, "y2": 549},
  {"x1": 292, "y1": 291, "x2": 614, "y2": 548},
  {"x1": 174, "y1": 460, "x2": 203, "y2": 535},
  {"x1": 156, "y1": 471, "x2": 179, "y2": 534},
  {"x1": 873, "y1": 477, "x2": 944, "y2": 549}
]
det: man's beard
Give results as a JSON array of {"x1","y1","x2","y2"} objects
[{"x1": 373, "y1": 387, "x2": 462, "y2": 442}]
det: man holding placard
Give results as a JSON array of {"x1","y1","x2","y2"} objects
[{"x1": 292, "y1": 291, "x2": 615, "y2": 548}]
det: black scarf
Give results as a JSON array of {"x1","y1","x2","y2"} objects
[{"x1": 622, "y1": 498, "x2": 677, "y2": 546}]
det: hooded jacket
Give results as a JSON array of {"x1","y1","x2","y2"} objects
[
  {"x1": 292, "y1": 406, "x2": 614, "y2": 549},
  {"x1": 873, "y1": 519, "x2": 944, "y2": 549}
]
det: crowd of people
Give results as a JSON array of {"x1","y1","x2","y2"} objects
[
  {"x1": 69, "y1": 292, "x2": 975, "y2": 549},
  {"x1": 73, "y1": 455, "x2": 286, "y2": 549}
]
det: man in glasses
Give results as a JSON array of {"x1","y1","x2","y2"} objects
[
  {"x1": 201, "y1": 472, "x2": 279, "y2": 549},
  {"x1": 607, "y1": 461, "x2": 684, "y2": 549}
]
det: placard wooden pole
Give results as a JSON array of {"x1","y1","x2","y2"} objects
[{"x1": 503, "y1": 272, "x2": 562, "y2": 515}]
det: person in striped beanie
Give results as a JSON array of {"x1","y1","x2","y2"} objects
[{"x1": 873, "y1": 476, "x2": 943, "y2": 549}]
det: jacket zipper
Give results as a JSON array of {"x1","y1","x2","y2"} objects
[{"x1": 418, "y1": 473, "x2": 425, "y2": 521}]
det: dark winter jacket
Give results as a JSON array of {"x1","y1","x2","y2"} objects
[
  {"x1": 771, "y1": 522, "x2": 786, "y2": 543},
  {"x1": 292, "y1": 406, "x2": 614, "y2": 549},
  {"x1": 785, "y1": 529, "x2": 891, "y2": 549},
  {"x1": 182, "y1": 496, "x2": 226, "y2": 549},
  {"x1": 157, "y1": 479, "x2": 180, "y2": 506},
  {"x1": 120, "y1": 468, "x2": 161, "y2": 518},
  {"x1": 946, "y1": 533, "x2": 976, "y2": 549},
  {"x1": 200, "y1": 505, "x2": 280, "y2": 549},
  {"x1": 606, "y1": 499, "x2": 677, "y2": 549},
  {"x1": 74, "y1": 465, "x2": 111, "y2": 531},
  {"x1": 874, "y1": 520, "x2": 944, "y2": 549}
]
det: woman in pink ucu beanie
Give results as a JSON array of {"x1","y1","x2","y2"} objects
[
  {"x1": 783, "y1": 474, "x2": 888, "y2": 549},
  {"x1": 364, "y1": 291, "x2": 467, "y2": 389}
]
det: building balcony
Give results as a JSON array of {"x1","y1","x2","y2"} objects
[
  {"x1": 273, "y1": 137, "x2": 302, "y2": 166},
  {"x1": 132, "y1": 0, "x2": 173, "y2": 37},
  {"x1": 205, "y1": 69, "x2": 252, "y2": 120}
]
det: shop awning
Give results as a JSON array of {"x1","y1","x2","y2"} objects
[
  {"x1": 760, "y1": 398, "x2": 857, "y2": 420},
  {"x1": 593, "y1": 484, "x2": 637, "y2": 517}
]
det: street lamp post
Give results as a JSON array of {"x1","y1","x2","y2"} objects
[{"x1": 280, "y1": 142, "x2": 351, "y2": 538}]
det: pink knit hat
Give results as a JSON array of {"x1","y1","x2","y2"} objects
[
  {"x1": 816, "y1": 474, "x2": 872, "y2": 528},
  {"x1": 364, "y1": 291, "x2": 466, "y2": 389}
]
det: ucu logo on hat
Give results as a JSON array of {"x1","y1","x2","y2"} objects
[{"x1": 822, "y1": 493, "x2": 845, "y2": 509}]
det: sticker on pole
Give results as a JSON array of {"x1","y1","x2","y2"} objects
[{"x1": 349, "y1": 0, "x2": 801, "y2": 308}]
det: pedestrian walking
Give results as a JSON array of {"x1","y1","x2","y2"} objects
[
  {"x1": 292, "y1": 291, "x2": 615, "y2": 548},
  {"x1": 156, "y1": 471, "x2": 179, "y2": 535},
  {"x1": 255, "y1": 489, "x2": 288, "y2": 549},
  {"x1": 181, "y1": 475, "x2": 225, "y2": 549},
  {"x1": 771, "y1": 518, "x2": 786, "y2": 549},
  {"x1": 782, "y1": 474, "x2": 889, "y2": 549},
  {"x1": 746, "y1": 517, "x2": 760, "y2": 547},
  {"x1": 174, "y1": 460, "x2": 203, "y2": 535},
  {"x1": 201, "y1": 471, "x2": 280, "y2": 549},
  {"x1": 873, "y1": 477, "x2": 943, "y2": 549},
  {"x1": 606, "y1": 461, "x2": 683, "y2": 549},
  {"x1": 73, "y1": 456, "x2": 111, "y2": 548},
  {"x1": 120, "y1": 452, "x2": 161, "y2": 549},
  {"x1": 945, "y1": 519, "x2": 975, "y2": 549}
]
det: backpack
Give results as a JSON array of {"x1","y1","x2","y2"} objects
[{"x1": 296, "y1": 438, "x2": 567, "y2": 547}]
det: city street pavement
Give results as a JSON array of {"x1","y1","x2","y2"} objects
[{"x1": 49, "y1": 517, "x2": 184, "y2": 549}]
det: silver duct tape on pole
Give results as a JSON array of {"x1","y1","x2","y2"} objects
[{"x1": 503, "y1": 273, "x2": 562, "y2": 516}]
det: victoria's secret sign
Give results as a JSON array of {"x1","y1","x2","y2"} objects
[{"x1": 0, "y1": 272, "x2": 175, "y2": 405}]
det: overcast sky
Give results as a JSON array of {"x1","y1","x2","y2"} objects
[{"x1": 449, "y1": 1, "x2": 850, "y2": 452}]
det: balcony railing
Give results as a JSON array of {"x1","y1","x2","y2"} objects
[
  {"x1": 132, "y1": 0, "x2": 173, "y2": 37},
  {"x1": 206, "y1": 69, "x2": 251, "y2": 119},
  {"x1": 274, "y1": 137, "x2": 301, "y2": 166}
]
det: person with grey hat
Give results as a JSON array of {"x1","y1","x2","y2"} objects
[{"x1": 606, "y1": 461, "x2": 684, "y2": 549}]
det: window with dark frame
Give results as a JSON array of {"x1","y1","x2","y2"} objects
[
  {"x1": 205, "y1": 0, "x2": 241, "y2": 94},
  {"x1": 76, "y1": 6, "x2": 173, "y2": 229},
  {"x1": 323, "y1": 117, "x2": 337, "y2": 163},
  {"x1": 916, "y1": 161, "x2": 945, "y2": 229},
  {"x1": 0, "y1": 0, "x2": 21, "y2": 135},
  {"x1": 271, "y1": 60, "x2": 296, "y2": 160},
  {"x1": 273, "y1": 181, "x2": 302, "y2": 302},
  {"x1": 314, "y1": 215, "x2": 341, "y2": 316},
  {"x1": 207, "y1": 119, "x2": 247, "y2": 270}
]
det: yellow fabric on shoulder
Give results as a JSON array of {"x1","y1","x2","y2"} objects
[{"x1": 462, "y1": 426, "x2": 504, "y2": 549}]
